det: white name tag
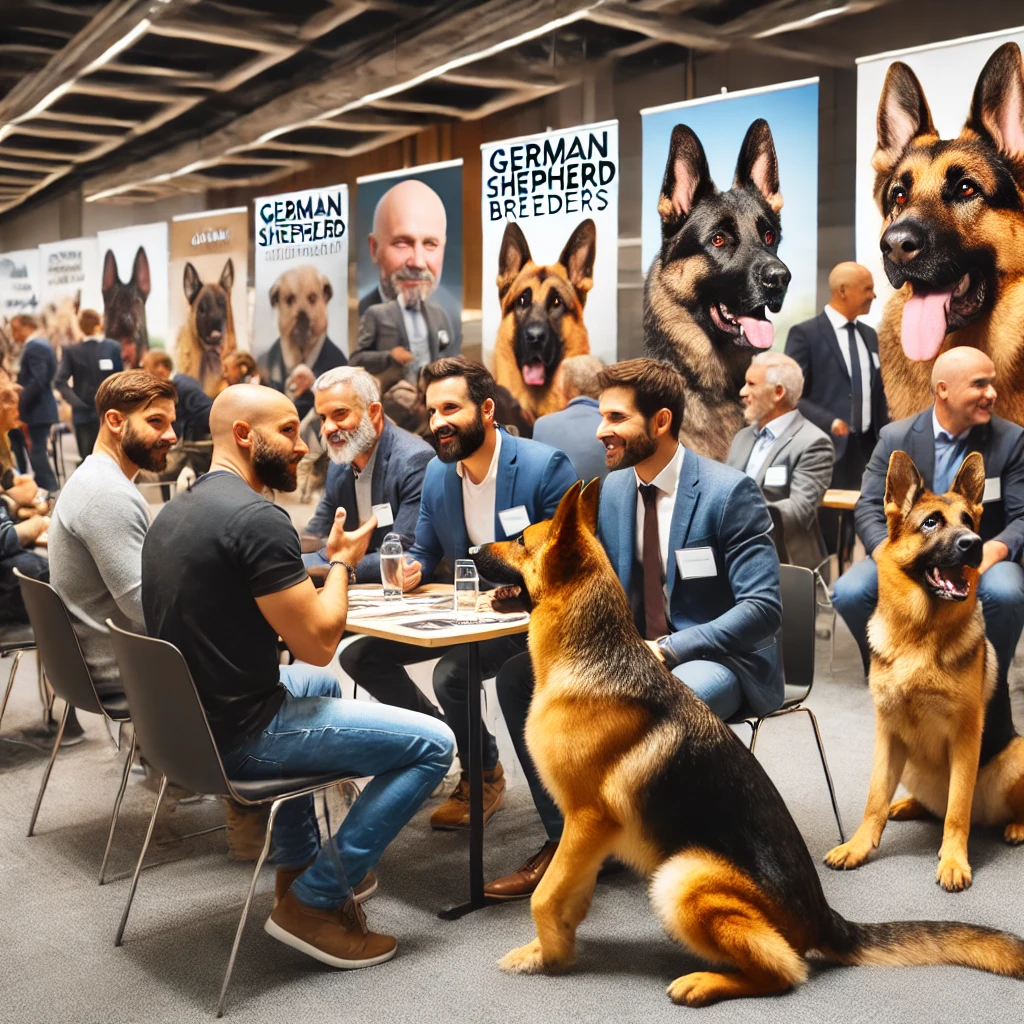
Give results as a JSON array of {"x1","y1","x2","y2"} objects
[
  {"x1": 371, "y1": 502, "x2": 394, "y2": 528},
  {"x1": 764, "y1": 465, "x2": 788, "y2": 488},
  {"x1": 498, "y1": 505, "x2": 531, "y2": 536},
  {"x1": 983, "y1": 478, "x2": 1001, "y2": 503},
  {"x1": 675, "y1": 546, "x2": 717, "y2": 580},
  {"x1": 98, "y1": 358, "x2": 114, "y2": 370}
]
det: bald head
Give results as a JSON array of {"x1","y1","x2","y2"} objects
[
  {"x1": 931, "y1": 347, "x2": 997, "y2": 435},
  {"x1": 828, "y1": 262, "x2": 875, "y2": 320}
]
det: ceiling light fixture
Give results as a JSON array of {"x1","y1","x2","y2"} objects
[{"x1": 753, "y1": 4, "x2": 854, "y2": 39}]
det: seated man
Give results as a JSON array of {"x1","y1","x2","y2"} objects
[
  {"x1": 49, "y1": 370, "x2": 178, "y2": 745},
  {"x1": 142, "y1": 350, "x2": 213, "y2": 441},
  {"x1": 488, "y1": 357, "x2": 784, "y2": 899},
  {"x1": 141, "y1": 384, "x2": 454, "y2": 969},
  {"x1": 301, "y1": 366, "x2": 433, "y2": 580},
  {"x1": 223, "y1": 350, "x2": 259, "y2": 386},
  {"x1": 726, "y1": 351, "x2": 834, "y2": 571},
  {"x1": 340, "y1": 356, "x2": 578, "y2": 830},
  {"x1": 833, "y1": 348, "x2": 1024, "y2": 747}
]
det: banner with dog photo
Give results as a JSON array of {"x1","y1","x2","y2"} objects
[
  {"x1": 253, "y1": 183, "x2": 349, "y2": 417},
  {"x1": 480, "y1": 120, "x2": 619, "y2": 420},
  {"x1": 169, "y1": 207, "x2": 249, "y2": 397},
  {"x1": 37, "y1": 238, "x2": 102, "y2": 349},
  {"x1": 0, "y1": 247, "x2": 42, "y2": 321},
  {"x1": 96, "y1": 221, "x2": 170, "y2": 369}
]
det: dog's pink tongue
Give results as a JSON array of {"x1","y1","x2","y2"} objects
[
  {"x1": 522, "y1": 362, "x2": 546, "y2": 387},
  {"x1": 738, "y1": 317, "x2": 774, "y2": 349},
  {"x1": 901, "y1": 287, "x2": 954, "y2": 361}
]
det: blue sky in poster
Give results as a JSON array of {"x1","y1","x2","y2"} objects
[{"x1": 641, "y1": 81, "x2": 819, "y2": 344}]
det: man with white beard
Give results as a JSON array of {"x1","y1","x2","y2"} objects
[{"x1": 301, "y1": 367, "x2": 434, "y2": 582}]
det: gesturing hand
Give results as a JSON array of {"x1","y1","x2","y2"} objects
[{"x1": 325, "y1": 508, "x2": 378, "y2": 568}]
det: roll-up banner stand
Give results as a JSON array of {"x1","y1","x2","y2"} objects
[
  {"x1": 0, "y1": 248, "x2": 42, "y2": 321},
  {"x1": 37, "y1": 238, "x2": 101, "y2": 348}
]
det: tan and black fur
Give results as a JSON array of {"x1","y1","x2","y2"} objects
[
  {"x1": 826, "y1": 451, "x2": 1024, "y2": 890},
  {"x1": 472, "y1": 480, "x2": 1024, "y2": 1005},
  {"x1": 873, "y1": 43, "x2": 1024, "y2": 424},
  {"x1": 175, "y1": 259, "x2": 237, "y2": 397},
  {"x1": 493, "y1": 220, "x2": 594, "y2": 419}
]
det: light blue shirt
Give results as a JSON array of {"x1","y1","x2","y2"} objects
[
  {"x1": 931, "y1": 409, "x2": 971, "y2": 495},
  {"x1": 744, "y1": 409, "x2": 799, "y2": 479}
]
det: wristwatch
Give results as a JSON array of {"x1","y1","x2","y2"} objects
[{"x1": 329, "y1": 559, "x2": 357, "y2": 584}]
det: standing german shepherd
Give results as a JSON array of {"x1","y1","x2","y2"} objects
[
  {"x1": 644, "y1": 119, "x2": 791, "y2": 461},
  {"x1": 873, "y1": 43, "x2": 1024, "y2": 425},
  {"x1": 471, "y1": 480, "x2": 1024, "y2": 1004},
  {"x1": 492, "y1": 219, "x2": 594, "y2": 420},
  {"x1": 175, "y1": 259, "x2": 237, "y2": 397},
  {"x1": 826, "y1": 451, "x2": 1024, "y2": 890}
]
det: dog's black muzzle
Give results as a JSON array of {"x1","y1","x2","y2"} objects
[
  {"x1": 516, "y1": 320, "x2": 561, "y2": 370},
  {"x1": 751, "y1": 259, "x2": 791, "y2": 314}
]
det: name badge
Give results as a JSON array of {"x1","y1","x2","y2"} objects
[
  {"x1": 98, "y1": 358, "x2": 114, "y2": 371},
  {"x1": 498, "y1": 505, "x2": 531, "y2": 536},
  {"x1": 983, "y1": 478, "x2": 1001, "y2": 504},
  {"x1": 371, "y1": 502, "x2": 394, "y2": 528},
  {"x1": 764, "y1": 465, "x2": 788, "y2": 488},
  {"x1": 675, "y1": 546, "x2": 717, "y2": 580}
]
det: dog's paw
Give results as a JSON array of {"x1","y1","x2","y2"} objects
[
  {"x1": 491, "y1": 585, "x2": 528, "y2": 615},
  {"x1": 888, "y1": 796, "x2": 931, "y2": 821},
  {"x1": 1003, "y1": 822, "x2": 1024, "y2": 846},
  {"x1": 667, "y1": 972, "x2": 729, "y2": 1007},
  {"x1": 824, "y1": 841, "x2": 869, "y2": 871},
  {"x1": 936, "y1": 854, "x2": 972, "y2": 892},
  {"x1": 498, "y1": 939, "x2": 546, "y2": 974}
]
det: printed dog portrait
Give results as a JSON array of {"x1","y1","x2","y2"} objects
[
  {"x1": 175, "y1": 259, "x2": 237, "y2": 397},
  {"x1": 102, "y1": 246, "x2": 150, "y2": 369},
  {"x1": 270, "y1": 264, "x2": 333, "y2": 373}
]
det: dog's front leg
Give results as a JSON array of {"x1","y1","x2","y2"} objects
[
  {"x1": 825, "y1": 720, "x2": 907, "y2": 871},
  {"x1": 937, "y1": 722, "x2": 982, "y2": 891}
]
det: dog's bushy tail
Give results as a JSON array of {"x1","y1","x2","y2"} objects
[{"x1": 821, "y1": 910, "x2": 1024, "y2": 978}]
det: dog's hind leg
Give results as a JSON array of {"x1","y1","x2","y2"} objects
[
  {"x1": 889, "y1": 796, "x2": 935, "y2": 820},
  {"x1": 1002, "y1": 764, "x2": 1024, "y2": 845},
  {"x1": 651, "y1": 850, "x2": 807, "y2": 1007}
]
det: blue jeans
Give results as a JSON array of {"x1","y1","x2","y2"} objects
[
  {"x1": 672, "y1": 660, "x2": 742, "y2": 719},
  {"x1": 222, "y1": 663, "x2": 455, "y2": 909}
]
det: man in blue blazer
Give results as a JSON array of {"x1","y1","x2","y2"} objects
[
  {"x1": 485, "y1": 358, "x2": 784, "y2": 900},
  {"x1": 340, "y1": 357, "x2": 577, "y2": 831},
  {"x1": 302, "y1": 367, "x2": 433, "y2": 582},
  {"x1": 12, "y1": 315, "x2": 59, "y2": 491}
]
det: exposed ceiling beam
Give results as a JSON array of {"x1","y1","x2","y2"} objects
[
  {"x1": 723, "y1": 0, "x2": 893, "y2": 39},
  {"x1": 585, "y1": 4, "x2": 729, "y2": 51}
]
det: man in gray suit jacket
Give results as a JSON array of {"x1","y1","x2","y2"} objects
[{"x1": 727, "y1": 351, "x2": 833, "y2": 572}]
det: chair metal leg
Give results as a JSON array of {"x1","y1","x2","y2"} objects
[
  {"x1": 116, "y1": 774, "x2": 168, "y2": 947},
  {"x1": 748, "y1": 717, "x2": 763, "y2": 754},
  {"x1": 801, "y1": 706, "x2": 845, "y2": 843},
  {"x1": 216, "y1": 798, "x2": 283, "y2": 1018},
  {"x1": 0, "y1": 649, "x2": 24, "y2": 732},
  {"x1": 99, "y1": 730, "x2": 137, "y2": 885},
  {"x1": 27, "y1": 701, "x2": 67, "y2": 837}
]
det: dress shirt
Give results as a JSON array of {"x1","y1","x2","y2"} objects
[
  {"x1": 457, "y1": 427, "x2": 502, "y2": 548},
  {"x1": 931, "y1": 408, "x2": 971, "y2": 496},
  {"x1": 352, "y1": 440, "x2": 379, "y2": 525},
  {"x1": 400, "y1": 302, "x2": 432, "y2": 383},
  {"x1": 634, "y1": 443, "x2": 685, "y2": 602},
  {"x1": 823, "y1": 303, "x2": 872, "y2": 432},
  {"x1": 744, "y1": 408, "x2": 800, "y2": 479}
]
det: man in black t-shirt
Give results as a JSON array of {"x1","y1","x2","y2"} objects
[{"x1": 142, "y1": 384, "x2": 455, "y2": 971}]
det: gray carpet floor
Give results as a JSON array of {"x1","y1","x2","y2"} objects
[{"x1": 2, "y1": 617, "x2": 1024, "y2": 1024}]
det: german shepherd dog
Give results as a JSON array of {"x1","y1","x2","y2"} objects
[
  {"x1": 471, "y1": 480, "x2": 1024, "y2": 1004},
  {"x1": 102, "y1": 247, "x2": 150, "y2": 369},
  {"x1": 826, "y1": 451, "x2": 1024, "y2": 891},
  {"x1": 175, "y1": 259, "x2": 237, "y2": 397},
  {"x1": 873, "y1": 43, "x2": 1024, "y2": 424},
  {"x1": 644, "y1": 119, "x2": 791, "y2": 461},
  {"x1": 492, "y1": 219, "x2": 594, "y2": 420}
]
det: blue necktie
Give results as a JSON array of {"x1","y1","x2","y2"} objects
[{"x1": 933, "y1": 434, "x2": 967, "y2": 495}]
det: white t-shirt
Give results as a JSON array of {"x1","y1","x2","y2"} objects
[{"x1": 458, "y1": 428, "x2": 502, "y2": 548}]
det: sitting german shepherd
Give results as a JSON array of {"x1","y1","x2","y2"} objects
[
  {"x1": 826, "y1": 451, "x2": 1024, "y2": 890},
  {"x1": 472, "y1": 480, "x2": 1024, "y2": 1005}
]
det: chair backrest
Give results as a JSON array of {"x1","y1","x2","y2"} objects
[
  {"x1": 106, "y1": 620, "x2": 231, "y2": 797},
  {"x1": 14, "y1": 568, "x2": 105, "y2": 715},
  {"x1": 766, "y1": 504, "x2": 790, "y2": 564},
  {"x1": 779, "y1": 563, "x2": 816, "y2": 696}
]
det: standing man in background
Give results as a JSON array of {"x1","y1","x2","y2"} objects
[
  {"x1": 11, "y1": 315, "x2": 59, "y2": 492},
  {"x1": 785, "y1": 262, "x2": 887, "y2": 562}
]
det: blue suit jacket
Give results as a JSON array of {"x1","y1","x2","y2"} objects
[
  {"x1": 598, "y1": 451, "x2": 784, "y2": 717},
  {"x1": 305, "y1": 420, "x2": 435, "y2": 582},
  {"x1": 18, "y1": 337, "x2": 59, "y2": 427},
  {"x1": 532, "y1": 397, "x2": 608, "y2": 484},
  {"x1": 409, "y1": 429, "x2": 578, "y2": 582}
]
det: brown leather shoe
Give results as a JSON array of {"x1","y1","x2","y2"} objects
[
  {"x1": 429, "y1": 761, "x2": 505, "y2": 830},
  {"x1": 221, "y1": 798, "x2": 271, "y2": 861},
  {"x1": 265, "y1": 890, "x2": 396, "y2": 969},
  {"x1": 274, "y1": 862, "x2": 377, "y2": 908},
  {"x1": 484, "y1": 840, "x2": 559, "y2": 900}
]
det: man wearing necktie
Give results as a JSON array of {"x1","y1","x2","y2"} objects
[
  {"x1": 833, "y1": 349, "x2": 1024, "y2": 763},
  {"x1": 785, "y1": 263, "x2": 887, "y2": 562}
]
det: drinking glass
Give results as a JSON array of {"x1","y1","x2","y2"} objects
[
  {"x1": 454, "y1": 560, "x2": 479, "y2": 621},
  {"x1": 380, "y1": 532, "x2": 404, "y2": 600}
]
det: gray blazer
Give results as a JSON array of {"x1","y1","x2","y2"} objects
[
  {"x1": 726, "y1": 411, "x2": 834, "y2": 572},
  {"x1": 532, "y1": 396, "x2": 608, "y2": 484},
  {"x1": 351, "y1": 298, "x2": 453, "y2": 392}
]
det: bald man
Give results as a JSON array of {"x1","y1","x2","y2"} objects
[
  {"x1": 833, "y1": 347, "x2": 1024, "y2": 751},
  {"x1": 141, "y1": 384, "x2": 455, "y2": 970},
  {"x1": 785, "y1": 262, "x2": 887, "y2": 562}
]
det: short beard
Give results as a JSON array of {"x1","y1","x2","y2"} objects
[
  {"x1": 609, "y1": 426, "x2": 659, "y2": 471},
  {"x1": 251, "y1": 429, "x2": 299, "y2": 492},
  {"x1": 390, "y1": 267, "x2": 435, "y2": 307},
  {"x1": 121, "y1": 419, "x2": 170, "y2": 472},
  {"x1": 434, "y1": 408, "x2": 486, "y2": 464},
  {"x1": 325, "y1": 411, "x2": 378, "y2": 465}
]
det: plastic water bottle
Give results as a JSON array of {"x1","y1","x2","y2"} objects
[
  {"x1": 380, "y1": 532, "x2": 404, "y2": 600},
  {"x1": 454, "y1": 559, "x2": 479, "y2": 621}
]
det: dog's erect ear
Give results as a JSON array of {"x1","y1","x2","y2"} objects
[
  {"x1": 884, "y1": 450, "x2": 925, "y2": 519},
  {"x1": 130, "y1": 247, "x2": 151, "y2": 300},
  {"x1": 558, "y1": 219, "x2": 596, "y2": 303},
  {"x1": 967, "y1": 42, "x2": 1024, "y2": 181},
  {"x1": 733, "y1": 119, "x2": 783, "y2": 214},
  {"x1": 219, "y1": 258, "x2": 234, "y2": 293},
  {"x1": 658, "y1": 124, "x2": 714, "y2": 239},
  {"x1": 578, "y1": 478, "x2": 600, "y2": 535},
  {"x1": 183, "y1": 263, "x2": 202, "y2": 305},
  {"x1": 548, "y1": 480, "x2": 584, "y2": 548},
  {"x1": 101, "y1": 250, "x2": 119, "y2": 300},
  {"x1": 950, "y1": 451, "x2": 986, "y2": 508},
  {"x1": 873, "y1": 61, "x2": 937, "y2": 177},
  {"x1": 497, "y1": 222, "x2": 532, "y2": 300}
]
